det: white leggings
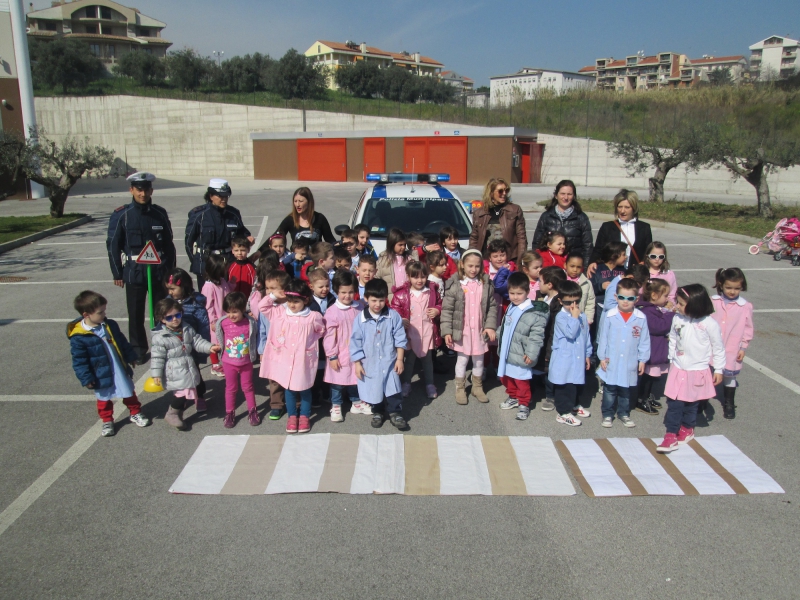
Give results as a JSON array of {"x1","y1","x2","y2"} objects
[{"x1": 455, "y1": 353, "x2": 485, "y2": 378}]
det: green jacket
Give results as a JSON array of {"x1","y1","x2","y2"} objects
[
  {"x1": 440, "y1": 275, "x2": 498, "y2": 343},
  {"x1": 497, "y1": 301, "x2": 549, "y2": 368}
]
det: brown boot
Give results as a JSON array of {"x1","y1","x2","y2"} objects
[
  {"x1": 455, "y1": 377, "x2": 468, "y2": 405},
  {"x1": 164, "y1": 406, "x2": 186, "y2": 430},
  {"x1": 471, "y1": 375, "x2": 489, "y2": 403}
]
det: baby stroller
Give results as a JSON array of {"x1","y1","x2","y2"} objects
[{"x1": 749, "y1": 217, "x2": 800, "y2": 266}]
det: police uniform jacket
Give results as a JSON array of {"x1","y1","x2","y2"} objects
[
  {"x1": 185, "y1": 203, "x2": 251, "y2": 275},
  {"x1": 107, "y1": 200, "x2": 176, "y2": 285}
]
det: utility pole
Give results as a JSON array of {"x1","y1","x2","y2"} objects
[{"x1": 8, "y1": 0, "x2": 44, "y2": 199}]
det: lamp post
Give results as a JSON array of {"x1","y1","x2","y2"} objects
[{"x1": 213, "y1": 50, "x2": 224, "y2": 67}]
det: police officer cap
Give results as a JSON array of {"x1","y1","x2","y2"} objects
[
  {"x1": 208, "y1": 178, "x2": 232, "y2": 196},
  {"x1": 127, "y1": 172, "x2": 156, "y2": 187}
]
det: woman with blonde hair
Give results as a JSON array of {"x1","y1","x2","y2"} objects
[
  {"x1": 469, "y1": 177, "x2": 527, "y2": 264},
  {"x1": 587, "y1": 188, "x2": 653, "y2": 277}
]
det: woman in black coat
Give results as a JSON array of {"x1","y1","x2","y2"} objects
[
  {"x1": 531, "y1": 180, "x2": 593, "y2": 267},
  {"x1": 258, "y1": 187, "x2": 336, "y2": 255},
  {"x1": 587, "y1": 189, "x2": 653, "y2": 276}
]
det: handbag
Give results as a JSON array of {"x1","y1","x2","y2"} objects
[{"x1": 614, "y1": 221, "x2": 640, "y2": 264}]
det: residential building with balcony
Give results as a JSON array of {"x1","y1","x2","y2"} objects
[
  {"x1": 26, "y1": 0, "x2": 171, "y2": 68},
  {"x1": 584, "y1": 52, "x2": 687, "y2": 91},
  {"x1": 304, "y1": 40, "x2": 444, "y2": 90},
  {"x1": 439, "y1": 70, "x2": 474, "y2": 93},
  {"x1": 681, "y1": 55, "x2": 748, "y2": 84},
  {"x1": 489, "y1": 67, "x2": 594, "y2": 106},
  {"x1": 749, "y1": 35, "x2": 798, "y2": 80}
]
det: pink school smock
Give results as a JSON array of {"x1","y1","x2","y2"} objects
[
  {"x1": 201, "y1": 279, "x2": 231, "y2": 345},
  {"x1": 453, "y1": 279, "x2": 488, "y2": 356},
  {"x1": 258, "y1": 294, "x2": 325, "y2": 391},
  {"x1": 322, "y1": 300, "x2": 364, "y2": 386},
  {"x1": 711, "y1": 295, "x2": 754, "y2": 372},
  {"x1": 393, "y1": 255, "x2": 408, "y2": 288},
  {"x1": 527, "y1": 279, "x2": 540, "y2": 301},
  {"x1": 408, "y1": 289, "x2": 436, "y2": 358}
]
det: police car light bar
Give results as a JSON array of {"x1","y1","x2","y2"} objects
[{"x1": 366, "y1": 173, "x2": 450, "y2": 184}]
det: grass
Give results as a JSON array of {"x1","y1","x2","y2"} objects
[
  {"x1": 538, "y1": 199, "x2": 799, "y2": 239},
  {"x1": 0, "y1": 214, "x2": 87, "y2": 245}
]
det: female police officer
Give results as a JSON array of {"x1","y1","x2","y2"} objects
[{"x1": 185, "y1": 178, "x2": 254, "y2": 289}]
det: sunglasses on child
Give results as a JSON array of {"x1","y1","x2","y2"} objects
[
  {"x1": 648, "y1": 254, "x2": 666, "y2": 260},
  {"x1": 163, "y1": 312, "x2": 183, "y2": 321},
  {"x1": 616, "y1": 294, "x2": 637, "y2": 302},
  {"x1": 561, "y1": 299, "x2": 579, "y2": 306}
]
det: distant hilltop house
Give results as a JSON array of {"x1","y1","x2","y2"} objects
[
  {"x1": 579, "y1": 52, "x2": 747, "y2": 91},
  {"x1": 304, "y1": 40, "x2": 444, "y2": 90},
  {"x1": 439, "y1": 70, "x2": 474, "y2": 93},
  {"x1": 749, "y1": 35, "x2": 799, "y2": 81},
  {"x1": 490, "y1": 68, "x2": 594, "y2": 106},
  {"x1": 26, "y1": 0, "x2": 171, "y2": 68}
]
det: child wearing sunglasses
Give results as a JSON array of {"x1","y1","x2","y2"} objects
[
  {"x1": 644, "y1": 242, "x2": 677, "y2": 306},
  {"x1": 151, "y1": 298, "x2": 220, "y2": 430},
  {"x1": 596, "y1": 278, "x2": 651, "y2": 428}
]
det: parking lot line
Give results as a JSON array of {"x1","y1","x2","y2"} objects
[
  {"x1": 744, "y1": 357, "x2": 800, "y2": 396},
  {"x1": 0, "y1": 371, "x2": 150, "y2": 538},
  {"x1": 250, "y1": 216, "x2": 269, "y2": 257},
  {"x1": 37, "y1": 241, "x2": 106, "y2": 246}
]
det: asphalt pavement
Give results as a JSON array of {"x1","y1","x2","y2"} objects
[{"x1": 0, "y1": 179, "x2": 798, "y2": 600}]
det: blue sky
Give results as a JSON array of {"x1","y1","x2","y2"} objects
[{"x1": 73, "y1": 0, "x2": 800, "y2": 85}]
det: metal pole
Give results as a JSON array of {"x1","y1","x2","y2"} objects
[
  {"x1": 147, "y1": 265, "x2": 155, "y2": 329},
  {"x1": 9, "y1": 0, "x2": 45, "y2": 199},
  {"x1": 585, "y1": 137, "x2": 590, "y2": 186}
]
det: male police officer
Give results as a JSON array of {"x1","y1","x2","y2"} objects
[
  {"x1": 107, "y1": 172, "x2": 176, "y2": 361},
  {"x1": 184, "y1": 178, "x2": 253, "y2": 289}
]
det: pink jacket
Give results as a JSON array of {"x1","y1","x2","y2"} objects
[
  {"x1": 390, "y1": 281, "x2": 443, "y2": 348},
  {"x1": 322, "y1": 300, "x2": 365, "y2": 386},
  {"x1": 711, "y1": 295, "x2": 754, "y2": 371},
  {"x1": 650, "y1": 269, "x2": 678, "y2": 304},
  {"x1": 258, "y1": 294, "x2": 325, "y2": 391},
  {"x1": 201, "y1": 279, "x2": 231, "y2": 344}
]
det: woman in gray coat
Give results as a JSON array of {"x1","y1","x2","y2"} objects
[{"x1": 151, "y1": 298, "x2": 219, "y2": 430}]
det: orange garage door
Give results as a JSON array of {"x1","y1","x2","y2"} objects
[
  {"x1": 297, "y1": 139, "x2": 347, "y2": 181},
  {"x1": 403, "y1": 137, "x2": 467, "y2": 185}
]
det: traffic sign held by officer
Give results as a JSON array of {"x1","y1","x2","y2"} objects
[
  {"x1": 107, "y1": 172, "x2": 176, "y2": 361},
  {"x1": 185, "y1": 178, "x2": 254, "y2": 289}
]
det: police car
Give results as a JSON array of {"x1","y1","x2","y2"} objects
[{"x1": 335, "y1": 173, "x2": 474, "y2": 254}]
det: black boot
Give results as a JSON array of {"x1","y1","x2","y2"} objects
[
  {"x1": 635, "y1": 395, "x2": 659, "y2": 415},
  {"x1": 648, "y1": 393, "x2": 662, "y2": 409},
  {"x1": 723, "y1": 387, "x2": 736, "y2": 419}
]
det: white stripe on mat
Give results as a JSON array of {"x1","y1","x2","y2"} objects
[
  {"x1": 656, "y1": 439, "x2": 735, "y2": 495},
  {"x1": 508, "y1": 437, "x2": 576, "y2": 496},
  {"x1": 694, "y1": 435, "x2": 784, "y2": 494},
  {"x1": 609, "y1": 438, "x2": 684, "y2": 496},
  {"x1": 375, "y1": 435, "x2": 405, "y2": 494},
  {"x1": 350, "y1": 434, "x2": 381, "y2": 494},
  {"x1": 266, "y1": 434, "x2": 330, "y2": 494},
  {"x1": 437, "y1": 435, "x2": 492, "y2": 495},
  {"x1": 168, "y1": 435, "x2": 248, "y2": 494},
  {"x1": 561, "y1": 439, "x2": 631, "y2": 497}
]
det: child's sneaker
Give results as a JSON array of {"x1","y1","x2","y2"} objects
[
  {"x1": 286, "y1": 415, "x2": 298, "y2": 434},
  {"x1": 426, "y1": 384, "x2": 438, "y2": 400},
  {"x1": 389, "y1": 413, "x2": 408, "y2": 429},
  {"x1": 572, "y1": 406, "x2": 591, "y2": 418},
  {"x1": 268, "y1": 408, "x2": 283, "y2": 420},
  {"x1": 500, "y1": 398, "x2": 519, "y2": 410},
  {"x1": 211, "y1": 364, "x2": 225, "y2": 378},
  {"x1": 602, "y1": 416, "x2": 613, "y2": 428},
  {"x1": 620, "y1": 416, "x2": 636, "y2": 428},
  {"x1": 556, "y1": 413, "x2": 582, "y2": 427},
  {"x1": 516, "y1": 406, "x2": 530, "y2": 421},
  {"x1": 130, "y1": 412, "x2": 150, "y2": 427},
  {"x1": 223, "y1": 411, "x2": 236, "y2": 428},
  {"x1": 330, "y1": 405, "x2": 344, "y2": 422},
  {"x1": 401, "y1": 382, "x2": 411, "y2": 398},
  {"x1": 248, "y1": 408, "x2": 261, "y2": 426},
  {"x1": 677, "y1": 425, "x2": 694, "y2": 445},
  {"x1": 371, "y1": 412, "x2": 385, "y2": 428},
  {"x1": 540, "y1": 398, "x2": 555, "y2": 411},
  {"x1": 657, "y1": 433, "x2": 679, "y2": 453},
  {"x1": 298, "y1": 416, "x2": 311, "y2": 433},
  {"x1": 350, "y1": 401, "x2": 373, "y2": 415},
  {"x1": 100, "y1": 421, "x2": 115, "y2": 437}
]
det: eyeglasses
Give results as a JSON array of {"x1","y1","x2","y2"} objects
[
  {"x1": 495, "y1": 188, "x2": 508, "y2": 195},
  {"x1": 648, "y1": 254, "x2": 666, "y2": 260},
  {"x1": 342, "y1": 240, "x2": 355, "y2": 246},
  {"x1": 616, "y1": 295, "x2": 637, "y2": 302},
  {"x1": 560, "y1": 299, "x2": 578, "y2": 306},
  {"x1": 163, "y1": 312, "x2": 183, "y2": 322}
]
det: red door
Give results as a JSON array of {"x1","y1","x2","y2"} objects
[
  {"x1": 519, "y1": 142, "x2": 532, "y2": 183},
  {"x1": 403, "y1": 137, "x2": 468, "y2": 184},
  {"x1": 403, "y1": 138, "x2": 428, "y2": 175},
  {"x1": 363, "y1": 138, "x2": 385, "y2": 178},
  {"x1": 297, "y1": 139, "x2": 347, "y2": 181}
]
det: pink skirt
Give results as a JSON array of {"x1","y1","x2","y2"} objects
[
  {"x1": 175, "y1": 388, "x2": 198, "y2": 400},
  {"x1": 664, "y1": 366, "x2": 715, "y2": 402},
  {"x1": 644, "y1": 363, "x2": 669, "y2": 377}
]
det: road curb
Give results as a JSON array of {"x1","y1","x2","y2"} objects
[{"x1": 0, "y1": 215, "x2": 93, "y2": 256}]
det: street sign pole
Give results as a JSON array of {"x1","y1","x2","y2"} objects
[
  {"x1": 147, "y1": 264, "x2": 154, "y2": 329},
  {"x1": 135, "y1": 240, "x2": 162, "y2": 330}
]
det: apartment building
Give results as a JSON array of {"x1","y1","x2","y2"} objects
[
  {"x1": 584, "y1": 53, "x2": 687, "y2": 91},
  {"x1": 304, "y1": 40, "x2": 444, "y2": 90},
  {"x1": 681, "y1": 55, "x2": 748, "y2": 84},
  {"x1": 439, "y1": 71, "x2": 474, "y2": 93},
  {"x1": 26, "y1": 0, "x2": 170, "y2": 68},
  {"x1": 489, "y1": 68, "x2": 594, "y2": 106},
  {"x1": 749, "y1": 35, "x2": 799, "y2": 80}
]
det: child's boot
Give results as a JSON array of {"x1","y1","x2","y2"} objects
[
  {"x1": 723, "y1": 388, "x2": 736, "y2": 419},
  {"x1": 455, "y1": 377, "x2": 468, "y2": 405},
  {"x1": 471, "y1": 375, "x2": 489, "y2": 403},
  {"x1": 164, "y1": 406, "x2": 186, "y2": 430}
]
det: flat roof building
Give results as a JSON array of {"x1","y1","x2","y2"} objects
[
  {"x1": 749, "y1": 35, "x2": 799, "y2": 81},
  {"x1": 490, "y1": 68, "x2": 594, "y2": 106}
]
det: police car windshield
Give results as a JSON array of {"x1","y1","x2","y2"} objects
[{"x1": 360, "y1": 197, "x2": 471, "y2": 239}]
